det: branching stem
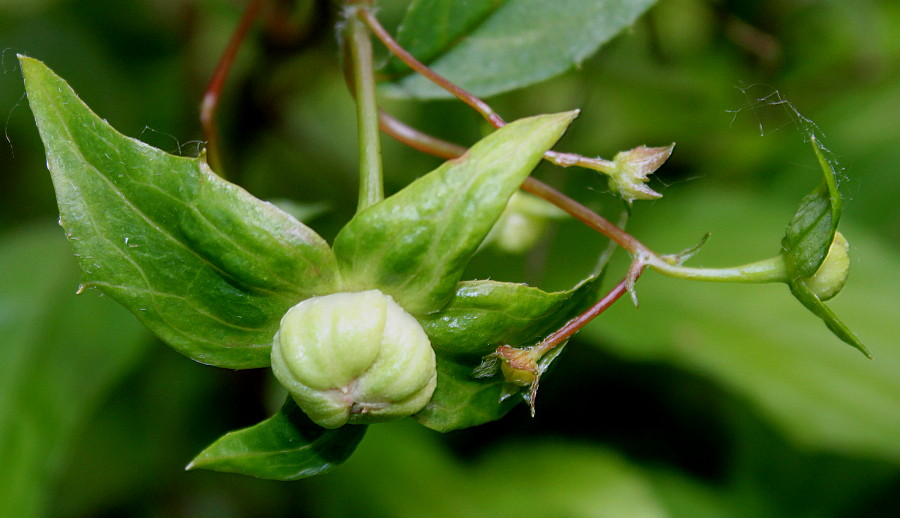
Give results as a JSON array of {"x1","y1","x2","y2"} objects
[{"x1": 364, "y1": 7, "x2": 790, "y2": 288}]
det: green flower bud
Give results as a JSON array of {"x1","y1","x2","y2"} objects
[
  {"x1": 804, "y1": 231, "x2": 850, "y2": 301},
  {"x1": 271, "y1": 290, "x2": 437, "y2": 429},
  {"x1": 485, "y1": 192, "x2": 567, "y2": 254},
  {"x1": 608, "y1": 144, "x2": 673, "y2": 204}
]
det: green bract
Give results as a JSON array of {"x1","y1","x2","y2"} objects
[
  {"x1": 780, "y1": 137, "x2": 869, "y2": 357},
  {"x1": 22, "y1": 56, "x2": 598, "y2": 479}
]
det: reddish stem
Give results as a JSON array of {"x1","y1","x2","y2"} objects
[
  {"x1": 201, "y1": 0, "x2": 266, "y2": 175},
  {"x1": 377, "y1": 110, "x2": 646, "y2": 255},
  {"x1": 378, "y1": 111, "x2": 465, "y2": 159},
  {"x1": 361, "y1": 8, "x2": 620, "y2": 175},
  {"x1": 535, "y1": 266, "x2": 645, "y2": 356},
  {"x1": 358, "y1": 8, "x2": 505, "y2": 128}
]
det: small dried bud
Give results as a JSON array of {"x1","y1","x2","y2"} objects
[
  {"x1": 271, "y1": 290, "x2": 437, "y2": 429},
  {"x1": 805, "y1": 232, "x2": 850, "y2": 301},
  {"x1": 496, "y1": 345, "x2": 539, "y2": 386},
  {"x1": 608, "y1": 144, "x2": 673, "y2": 203}
]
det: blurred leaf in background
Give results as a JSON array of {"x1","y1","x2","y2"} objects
[
  {"x1": 0, "y1": 226, "x2": 150, "y2": 517},
  {"x1": 1, "y1": 0, "x2": 898, "y2": 517}
]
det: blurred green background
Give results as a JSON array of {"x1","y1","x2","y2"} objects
[{"x1": 1, "y1": 0, "x2": 898, "y2": 516}]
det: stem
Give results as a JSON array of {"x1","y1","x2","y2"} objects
[
  {"x1": 364, "y1": 8, "x2": 792, "y2": 289},
  {"x1": 361, "y1": 8, "x2": 622, "y2": 176},
  {"x1": 646, "y1": 254, "x2": 788, "y2": 283},
  {"x1": 358, "y1": 8, "x2": 505, "y2": 129},
  {"x1": 346, "y1": 4, "x2": 383, "y2": 212},
  {"x1": 379, "y1": 111, "x2": 465, "y2": 159},
  {"x1": 376, "y1": 110, "x2": 644, "y2": 253},
  {"x1": 377, "y1": 109, "x2": 790, "y2": 286},
  {"x1": 534, "y1": 268, "x2": 644, "y2": 357},
  {"x1": 201, "y1": 0, "x2": 266, "y2": 177},
  {"x1": 520, "y1": 176, "x2": 646, "y2": 254}
]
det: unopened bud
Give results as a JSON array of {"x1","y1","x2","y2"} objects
[
  {"x1": 271, "y1": 290, "x2": 437, "y2": 429},
  {"x1": 485, "y1": 192, "x2": 566, "y2": 253},
  {"x1": 805, "y1": 232, "x2": 850, "y2": 301},
  {"x1": 608, "y1": 144, "x2": 673, "y2": 203}
]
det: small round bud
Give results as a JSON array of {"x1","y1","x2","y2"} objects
[
  {"x1": 271, "y1": 290, "x2": 437, "y2": 429},
  {"x1": 805, "y1": 232, "x2": 850, "y2": 301},
  {"x1": 485, "y1": 192, "x2": 566, "y2": 254}
]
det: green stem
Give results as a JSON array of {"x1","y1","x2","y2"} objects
[
  {"x1": 646, "y1": 254, "x2": 788, "y2": 283},
  {"x1": 346, "y1": 5, "x2": 383, "y2": 212}
]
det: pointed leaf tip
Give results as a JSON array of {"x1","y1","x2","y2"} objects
[
  {"x1": 789, "y1": 281, "x2": 871, "y2": 359},
  {"x1": 333, "y1": 112, "x2": 576, "y2": 314},
  {"x1": 188, "y1": 398, "x2": 367, "y2": 480}
]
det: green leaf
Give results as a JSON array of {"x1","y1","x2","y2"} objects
[
  {"x1": 788, "y1": 281, "x2": 870, "y2": 358},
  {"x1": 333, "y1": 111, "x2": 576, "y2": 315},
  {"x1": 308, "y1": 421, "x2": 672, "y2": 518},
  {"x1": 382, "y1": 0, "x2": 658, "y2": 99},
  {"x1": 414, "y1": 357, "x2": 518, "y2": 432},
  {"x1": 420, "y1": 276, "x2": 599, "y2": 358},
  {"x1": 0, "y1": 225, "x2": 149, "y2": 518},
  {"x1": 781, "y1": 136, "x2": 843, "y2": 280},
  {"x1": 384, "y1": 0, "x2": 505, "y2": 75},
  {"x1": 21, "y1": 56, "x2": 338, "y2": 369},
  {"x1": 187, "y1": 398, "x2": 367, "y2": 480}
]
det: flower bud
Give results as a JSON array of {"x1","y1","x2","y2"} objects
[
  {"x1": 271, "y1": 290, "x2": 437, "y2": 429},
  {"x1": 485, "y1": 192, "x2": 566, "y2": 253},
  {"x1": 805, "y1": 231, "x2": 850, "y2": 301},
  {"x1": 608, "y1": 144, "x2": 673, "y2": 203}
]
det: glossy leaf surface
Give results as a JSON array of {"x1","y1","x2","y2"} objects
[
  {"x1": 333, "y1": 111, "x2": 576, "y2": 315},
  {"x1": 382, "y1": 0, "x2": 657, "y2": 99},
  {"x1": 414, "y1": 357, "x2": 519, "y2": 432},
  {"x1": 21, "y1": 56, "x2": 338, "y2": 369},
  {"x1": 420, "y1": 277, "x2": 598, "y2": 358},
  {"x1": 187, "y1": 398, "x2": 367, "y2": 480}
]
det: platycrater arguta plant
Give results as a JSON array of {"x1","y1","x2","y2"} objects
[{"x1": 20, "y1": 0, "x2": 869, "y2": 480}]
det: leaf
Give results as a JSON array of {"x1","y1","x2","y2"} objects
[
  {"x1": 309, "y1": 421, "x2": 672, "y2": 518},
  {"x1": 187, "y1": 398, "x2": 367, "y2": 481},
  {"x1": 0, "y1": 225, "x2": 149, "y2": 518},
  {"x1": 420, "y1": 276, "x2": 599, "y2": 359},
  {"x1": 585, "y1": 188, "x2": 900, "y2": 461},
  {"x1": 21, "y1": 56, "x2": 339, "y2": 369},
  {"x1": 381, "y1": 0, "x2": 658, "y2": 99},
  {"x1": 788, "y1": 281, "x2": 870, "y2": 358},
  {"x1": 781, "y1": 136, "x2": 843, "y2": 280},
  {"x1": 384, "y1": 0, "x2": 505, "y2": 75},
  {"x1": 414, "y1": 357, "x2": 519, "y2": 432},
  {"x1": 333, "y1": 111, "x2": 576, "y2": 315}
]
